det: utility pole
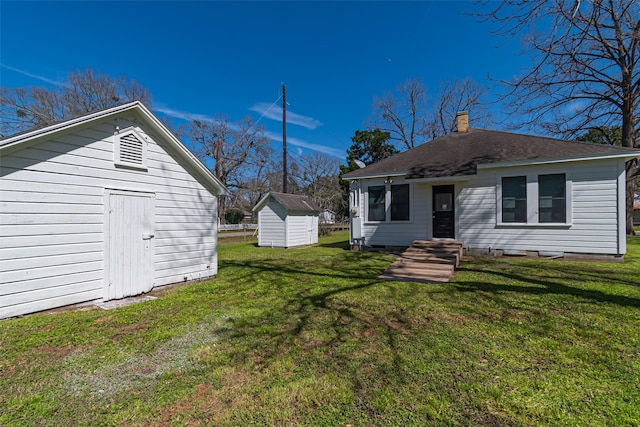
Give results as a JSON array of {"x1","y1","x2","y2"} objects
[
  {"x1": 282, "y1": 84, "x2": 287, "y2": 193},
  {"x1": 215, "y1": 138, "x2": 221, "y2": 180}
]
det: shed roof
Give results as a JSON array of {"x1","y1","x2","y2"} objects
[
  {"x1": 0, "y1": 101, "x2": 229, "y2": 196},
  {"x1": 342, "y1": 128, "x2": 640, "y2": 180},
  {"x1": 253, "y1": 192, "x2": 320, "y2": 213}
]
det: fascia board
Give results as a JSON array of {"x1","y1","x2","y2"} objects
[
  {"x1": 477, "y1": 152, "x2": 640, "y2": 170},
  {"x1": 341, "y1": 171, "x2": 407, "y2": 181},
  {"x1": 252, "y1": 193, "x2": 272, "y2": 212},
  {"x1": 0, "y1": 101, "x2": 229, "y2": 196},
  {"x1": 0, "y1": 101, "x2": 141, "y2": 151},
  {"x1": 133, "y1": 103, "x2": 230, "y2": 196}
]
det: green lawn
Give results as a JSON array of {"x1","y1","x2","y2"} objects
[{"x1": 1, "y1": 232, "x2": 639, "y2": 426}]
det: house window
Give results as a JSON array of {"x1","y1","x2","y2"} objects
[
  {"x1": 391, "y1": 184, "x2": 410, "y2": 221},
  {"x1": 367, "y1": 183, "x2": 411, "y2": 222},
  {"x1": 114, "y1": 128, "x2": 148, "y2": 170},
  {"x1": 367, "y1": 185, "x2": 386, "y2": 221},
  {"x1": 498, "y1": 173, "x2": 570, "y2": 225},
  {"x1": 539, "y1": 174, "x2": 566, "y2": 223},
  {"x1": 502, "y1": 176, "x2": 527, "y2": 223}
]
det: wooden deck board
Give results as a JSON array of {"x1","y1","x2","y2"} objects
[{"x1": 379, "y1": 240, "x2": 463, "y2": 283}]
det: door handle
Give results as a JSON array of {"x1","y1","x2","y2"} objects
[{"x1": 142, "y1": 234, "x2": 155, "y2": 240}]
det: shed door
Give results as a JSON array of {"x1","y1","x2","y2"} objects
[
  {"x1": 105, "y1": 192, "x2": 154, "y2": 300},
  {"x1": 432, "y1": 185, "x2": 455, "y2": 239},
  {"x1": 307, "y1": 215, "x2": 314, "y2": 244}
]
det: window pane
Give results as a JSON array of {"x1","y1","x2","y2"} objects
[
  {"x1": 539, "y1": 174, "x2": 566, "y2": 223},
  {"x1": 368, "y1": 185, "x2": 385, "y2": 221},
  {"x1": 435, "y1": 193, "x2": 453, "y2": 212},
  {"x1": 391, "y1": 184, "x2": 410, "y2": 221},
  {"x1": 502, "y1": 176, "x2": 527, "y2": 222}
]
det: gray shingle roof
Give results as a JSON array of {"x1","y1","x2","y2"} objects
[
  {"x1": 268, "y1": 192, "x2": 321, "y2": 213},
  {"x1": 342, "y1": 128, "x2": 640, "y2": 180}
]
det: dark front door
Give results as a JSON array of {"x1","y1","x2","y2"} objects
[{"x1": 432, "y1": 185, "x2": 455, "y2": 239}]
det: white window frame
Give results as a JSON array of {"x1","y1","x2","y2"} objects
[
  {"x1": 497, "y1": 172, "x2": 572, "y2": 226},
  {"x1": 114, "y1": 126, "x2": 148, "y2": 170},
  {"x1": 365, "y1": 182, "x2": 412, "y2": 223}
]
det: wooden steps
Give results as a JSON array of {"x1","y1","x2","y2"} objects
[{"x1": 379, "y1": 240, "x2": 463, "y2": 283}]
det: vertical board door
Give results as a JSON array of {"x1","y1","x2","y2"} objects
[
  {"x1": 307, "y1": 215, "x2": 314, "y2": 244},
  {"x1": 105, "y1": 191, "x2": 154, "y2": 300}
]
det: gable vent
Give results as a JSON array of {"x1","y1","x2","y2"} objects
[
  {"x1": 119, "y1": 133, "x2": 144, "y2": 164},
  {"x1": 114, "y1": 128, "x2": 148, "y2": 170}
]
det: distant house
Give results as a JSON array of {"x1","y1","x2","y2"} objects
[
  {"x1": 0, "y1": 101, "x2": 228, "y2": 319},
  {"x1": 320, "y1": 210, "x2": 336, "y2": 224},
  {"x1": 342, "y1": 112, "x2": 640, "y2": 258},
  {"x1": 253, "y1": 192, "x2": 320, "y2": 248}
]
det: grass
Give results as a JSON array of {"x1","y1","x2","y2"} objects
[{"x1": 1, "y1": 232, "x2": 639, "y2": 426}]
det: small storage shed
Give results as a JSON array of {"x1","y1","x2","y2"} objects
[
  {"x1": 0, "y1": 101, "x2": 228, "y2": 319},
  {"x1": 253, "y1": 192, "x2": 320, "y2": 248}
]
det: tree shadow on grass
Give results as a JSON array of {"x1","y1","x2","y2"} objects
[
  {"x1": 212, "y1": 253, "x2": 428, "y2": 400},
  {"x1": 315, "y1": 239, "x2": 352, "y2": 250},
  {"x1": 455, "y1": 262, "x2": 640, "y2": 308}
]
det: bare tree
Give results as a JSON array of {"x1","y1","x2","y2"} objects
[
  {"x1": 370, "y1": 78, "x2": 429, "y2": 150},
  {"x1": 370, "y1": 77, "x2": 492, "y2": 149},
  {"x1": 427, "y1": 78, "x2": 493, "y2": 139},
  {"x1": 479, "y1": 0, "x2": 640, "y2": 234},
  {"x1": 180, "y1": 115, "x2": 273, "y2": 221},
  {"x1": 1, "y1": 69, "x2": 151, "y2": 136},
  {"x1": 294, "y1": 152, "x2": 342, "y2": 213}
]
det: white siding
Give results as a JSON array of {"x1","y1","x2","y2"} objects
[
  {"x1": 256, "y1": 199, "x2": 319, "y2": 248},
  {"x1": 355, "y1": 179, "x2": 430, "y2": 247},
  {"x1": 286, "y1": 213, "x2": 318, "y2": 247},
  {"x1": 458, "y1": 160, "x2": 624, "y2": 255},
  {"x1": 0, "y1": 114, "x2": 219, "y2": 319},
  {"x1": 350, "y1": 158, "x2": 626, "y2": 255},
  {"x1": 257, "y1": 200, "x2": 286, "y2": 247}
]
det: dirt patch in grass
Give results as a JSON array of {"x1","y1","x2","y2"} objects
[
  {"x1": 111, "y1": 321, "x2": 148, "y2": 341},
  {"x1": 65, "y1": 314, "x2": 233, "y2": 399},
  {"x1": 35, "y1": 344, "x2": 76, "y2": 358},
  {"x1": 150, "y1": 368, "x2": 254, "y2": 426}
]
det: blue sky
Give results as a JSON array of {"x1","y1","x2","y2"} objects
[{"x1": 0, "y1": 1, "x2": 524, "y2": 161}]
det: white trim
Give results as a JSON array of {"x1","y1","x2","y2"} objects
[
  {"x1": 404, "y1": 175, "x2": 474, "y2": 184},
  {"x1": 0, "y1": 101, "x2": 229, "y2": 196},
  {"x1": 343, "y1": 173, "x2": 475, "y2": 183},
  {"x1": 103, "y1": 188, "x2": 156, "y2": 301},
  {"x1": 343, "y1": 172, "x2": 407, "y2": 181},
  {"x1": 478, "y1": 152, "x2": 640, "y2": 170},
  {"x1": 617, "y1": 159, "x2": 627, "y2": 255},
  {"x1": 113, "y1": 126, "x2": 148, "y2": 170},
  {"x1": 0, "y1": 102, "x2": 143, "y2": 149},
  {"x1": 364, "y1": 182, "x2": 413, "y2": 223},
  {"x1": 496, "y1": 171, "x2": 573, "y2": 226}
]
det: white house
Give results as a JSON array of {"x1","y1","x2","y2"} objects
[
  {"x1": 0, "y1": 101, "x2": 228, "y2": 319},
  {"x1": 343, "y1": 112, "x2": 640, "y2": 258},
  {"x1": 253, "y1": 192, "x2": 320, "y2": 248},
  {"x1": 320, "y1": 210, "x2": 336, "y2": 224}
]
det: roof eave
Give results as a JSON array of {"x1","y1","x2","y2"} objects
[
  {"x1": 0, "y1": 101, "x2": 142, "y2": 150},
  {"x1": 342, "y1": 171, "x2": 407, "y2": 181},
  {"x1": 0, "y1": 101, "x2": 229, "y2": 196},
  {"x1": 477, "y1": 151, "x2": 640, "y2": 170}
]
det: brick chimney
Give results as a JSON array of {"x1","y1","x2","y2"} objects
[{"x1": 456, "y1": 111, "x2": 469, "y2": 133}]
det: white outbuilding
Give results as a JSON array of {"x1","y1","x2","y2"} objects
[
  {"x1": 253, "y1": 192, "x2": 320, "y2": 248},
  {"x1": 0, "y1": 101, "x2": 228, "y2": 319}
]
